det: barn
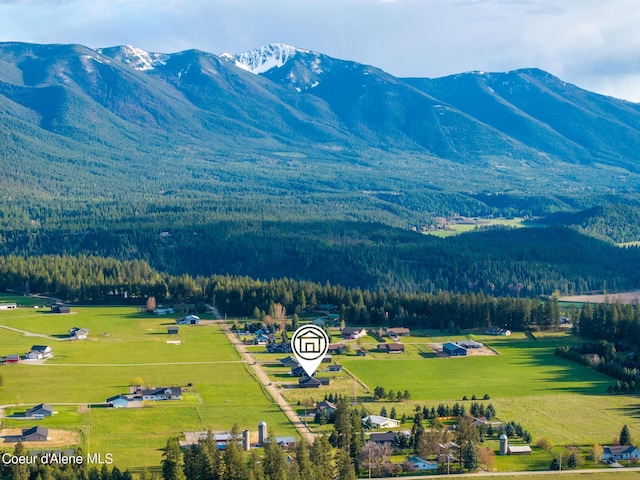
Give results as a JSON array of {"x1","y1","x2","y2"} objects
[{"x1": 443, "y1": 342, "x2": 467, "y2": 357}]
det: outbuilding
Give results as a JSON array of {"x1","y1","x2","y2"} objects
[
  {"x1": 22, "y1": 426, "x2": 50, "y2": 442},
  {"x1": 443, "y1": 342, "x2": 467, "y2": 357}
]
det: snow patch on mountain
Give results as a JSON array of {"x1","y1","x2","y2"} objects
[
  {"x1": 221, "y1": 43, "x2": 306, "y2": 74},
  {"x1": 97, "y1": 45, "x2": 168, "y2": 71}
]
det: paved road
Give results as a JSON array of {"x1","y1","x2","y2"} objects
[
  {"x1": 216, "y1": 320, "x2": 315, "y2": 443},
  {"x1": 375, "y1": 466, "x2": 640, "y2": 479}
]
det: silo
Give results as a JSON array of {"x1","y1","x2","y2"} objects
[
  {"x1": 258, "y1": 421, "x2": 267, "y2": 445},
  {"x1": 242, "y1": 430, "x2": 251, "y2": 451},
  {"x1": 499, "y1": 434, "x2": 508, "y2": 455}
]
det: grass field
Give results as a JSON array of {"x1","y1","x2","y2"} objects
[
  {"x1": 0, "y1": 306, "x2": 297, "y2": 469},
  {"x1": 424, "y1": 217, "x2": 528, "y2": 238}
]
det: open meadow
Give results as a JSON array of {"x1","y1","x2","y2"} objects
[{"x1": 0, "y1": 305, "x2": 296, "y2": 469}]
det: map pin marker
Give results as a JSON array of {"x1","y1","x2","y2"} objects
[{"x1": 291, "y1": 324, "x2": 330, "y2": 378}]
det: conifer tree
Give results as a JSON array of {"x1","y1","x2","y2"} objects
[{"x1": 161, "y1": 438, "x2": 186, "y2": 480}]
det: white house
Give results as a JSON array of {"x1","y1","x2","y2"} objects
[
  {"x1": 69, "y1": 327, "x2": 89, "y2": 340},
  {"x1": 362, "y1": 415, "x2": 400, "y2": 429},
  {"x1": 26, "y1": 345, "x2": 53, "y2": 359},
  {"x1": 177, "y1": 315, "x2": 200, "y2": 325}
]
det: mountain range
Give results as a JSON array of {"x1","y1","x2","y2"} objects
[{"x1": 1, "y1": 41, "x2": 640, "y2": 201}]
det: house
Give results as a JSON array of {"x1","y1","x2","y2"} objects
[
  {"x1": 443, "y1": 342, "x2": 467, "y2": 357},
  {"x1": 275, "y1": 436, "x2": 297, "y2": 450},
  {"x1": 322, "y1": 354, "x2": 333, "y2": 363},
  {"x1": 327, "y1": 344, "x2": 348, "y2": 355},
  {"x1": 316, "y1": 400, "x2": 337, "y2": 416},
  {"x1": 167, "y1": 326, "x2": 179, "y2": 335},
  {"x1": 106, "y1": 395, "x2": 130, "y2": 408},
  {"x1": 140, "y1": 387, "x2": 183, "y2": 401},
  {"x1": 356, "y1": 349, "x2": 367, "y2": 356},
  {"x1": 177, "y1": 315, "x2": 200, "y2": 325},
  {"x1": 406, "y1": 456, "x2": 438, "y2": 471},
  {"x1": 369, "y1": 431, "x2": 397, "y2": 444},
  {"x1": 26, "y1": 404, "x2": 54, "y2": 418},
  {"x1": 312, "y1": 317, "x2": 327, "y2": 326},
  {"x1": 5, "y1": 354, "x2": 21, "y2": 364},
  {"x1": 362, "y1": 415, "x2": 400, "y2": 429},
  {"x1": 457, "y1": 340, "x2": 483, "y2": 349},
  {"x1": 601, "y1": 445, "x2": 640, "y2": 462},
  {"x1": 279, "y1": 356, "x2": 299, "y2": 368},
  {"x1": 27, "y1": 345, "x2": 53, "y2": 359},
  {"x1": 266, "y1": 343, "x2": 292, "y2": 353},
  {"x1": 341, "y1": 327, "x2": 367, "y2": 339},
  {"x1": 385, "y1": 327, "x2": 411, "y2": 337},
  {"x1": 69, "y1": 327, "x2": 89, "y2": 340},
  {"x1": 507, "y1": 445, "x2": 532, "y2": 455},
  {"x1": 0, "y1": 303, "x2": 17, "y2": 310},
  {"x1": 377, "y1": 343, "x2": 405, "y2": 353},
  {"x1": 254, "y1": 334, "x2": 270, "y2": 345},
  {"x1": 485, "y1": 327, "x2": 511, "y2": 336},
  {"x1": 299, "y1": 377, "x2": 322, "y2": 388},
  {"x1": 51, "y1": 304, "x2": 70, "y2": 314},
  {"x1": 22, "y1": 426, "x2": 50, "y2": 442},
  {"x1": 328, "y1": 364, "x2": 343, "y2": 372}
]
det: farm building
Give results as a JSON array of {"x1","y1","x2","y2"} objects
[
  {"x1": 0, "y1": 303, "x2": 17, "y2": 310},
  {"x1": 377, "y1": 343, "x2": 405, "y2": 353},
  {"x1": 22, "y1": 426, "x2": 50, "y2": 442},
  {"x1": 26, "y1": 404, "x2": 54, "y2": 418},
  {"x1": 328, "y1": 364, "x2": 343, "y2": 372},
  {"x1": 5, "y1": 354, "x2": 21, "y2": 364},
  {"x1": 443, "y1": 342, "x2": 467, "y2": 356},
  {"x1": 106, "y1": 395, "x2": 130, "y2": 408},
  {"x1": 291, "y1": 366, "x2": 308, "y2": 377},
  {"x1": 167, "y1": 326, "x2": 179, "y2": 335},
  {"x1": 507, "y1": 445, "x2": 532, "y2": 455},
  {"x1": 26, "y1": 345, "x2": 53, "y2": 359},
  {"x1": 69, "y1": 327, "x2": 89, "y2": 340},
  {"x1": 51, "y1": 304, "x2": 70, "y2": 314},
  {"x1": 602, "y1": 445, "x2": 640, "y2": 462},
  {"x1": 362, "y1": 415, "x2": 400, "y2": 429},
  {"x1": 177, "y1": 315, "x2": 200, "y2": 325}
]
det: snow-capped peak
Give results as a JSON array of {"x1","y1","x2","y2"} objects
[
  {"x1": 96, "y1": 45, "x2": 168, "y2": 71},
  {"x1": 220, "y1": 43, "x2": 307, "y2": 74}
]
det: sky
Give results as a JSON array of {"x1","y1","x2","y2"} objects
[{"x1": 0, "y1": 0, "x2": 639, "y2": 102}]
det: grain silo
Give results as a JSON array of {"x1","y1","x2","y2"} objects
[{"x1": 499, "y1": 434, "x2": 508, "y2": 455}]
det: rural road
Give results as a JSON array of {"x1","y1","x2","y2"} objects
[
  {"x1": 0, "y1": 324, "x2": 64, "y2": 340},
  {"x1": 374, "y1": 466, "x2": 640, "y2": 479},
  {"x1": 216, "y1": 319, "x2": 315, "y2": 443}
]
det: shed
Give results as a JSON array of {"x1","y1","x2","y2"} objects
[
  {"x1": 167, "y1": 326, "x2": 179, "y2": 335},
  {"x1": 51, "y1": 304, "x2": 70, "y2": 314},
  {"x1": 6, "y1": 354, "x2": 21, "y2": 364},
  {"x1": 443, "y1": 342, "x2": 467, "y2": 357},
  {"x1": 507, "y1": 445, "x2": 532, "y2": 455}
]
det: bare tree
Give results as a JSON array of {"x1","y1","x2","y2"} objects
[
  {"x1": 359, "y1": 442, "x2": 400, "y2": 477},
  {"x1": 273, "y1": 303, "x2": 287, "y2": 333}
]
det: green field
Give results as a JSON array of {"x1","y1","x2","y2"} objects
[
  {"x1": 0, "y1": 306, "x2": 296, "y2": 469},
  {"x1": 424, "y1": 217, "x2": 528, "y2": 238}
]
